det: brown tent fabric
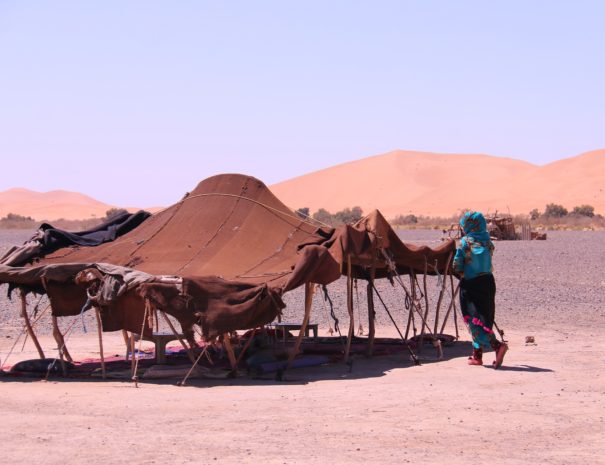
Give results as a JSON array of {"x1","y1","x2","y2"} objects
[{"x1": 0, "y1": 174, "x2": 455, "y2": 337}]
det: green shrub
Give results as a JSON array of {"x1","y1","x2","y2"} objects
[
  {"x1": 572, "y1": 205, "x2": 595, "y2": 217},
  {"x1": 544, "y1": 203, "x2": 568, "y2": 218}
]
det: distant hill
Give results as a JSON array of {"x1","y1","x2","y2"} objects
[
  {"x1": 270, "y1": 149, "x2": 605, "y2": 218},
  {"x1": 0, "y1": 188, "x2": 115, "y2": 221}
]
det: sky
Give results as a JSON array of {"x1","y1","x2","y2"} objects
[{"x1": 0, "y1": 1, "x2": 603, "y2": 207}]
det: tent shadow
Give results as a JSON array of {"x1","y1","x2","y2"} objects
[{"x1": 0, "y1": 340, "x2": 503, "y2": 387}]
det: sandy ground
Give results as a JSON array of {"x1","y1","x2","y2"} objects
[{"x1": 1, "y1": 230, "x2": 605, "y2": 464}]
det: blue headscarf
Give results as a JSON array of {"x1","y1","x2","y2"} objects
[{"x1": 459, "y1": 211, "x2": 491, "y2": 244}]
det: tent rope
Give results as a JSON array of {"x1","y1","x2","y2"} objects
[
  {"x1": 316, "y1": 284, "x2": 334, "y2": 335},
  {"x1": 370, "y1": 282, "x2": 420, "y2": 365},
  {"x1": 172, "y1": 192, "x2": 331, "y2": 229}
]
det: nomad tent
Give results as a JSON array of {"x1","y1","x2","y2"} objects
[{"x1": 0, "y1": 174, "x2": 457, "y2": 374}]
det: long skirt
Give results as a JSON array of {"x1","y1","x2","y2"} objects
[{"x1": 459, "y1": 273, "x2": 498, "y2": 350}]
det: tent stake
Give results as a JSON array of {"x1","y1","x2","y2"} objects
[
  {"x1": 19, "y1": 290, "x2": 45, "y2": 359},
  {"x1": 286, "y1": 282, "x2": 314, "y2": 371}
]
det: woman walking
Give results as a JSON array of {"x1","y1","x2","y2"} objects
[{"x1": 453, "y1": 211, "x2": 508, "y2": 368}]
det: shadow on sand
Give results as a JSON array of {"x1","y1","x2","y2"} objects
[{"x1": 0, "y1": 339, "x2": 553, "y2": 387}]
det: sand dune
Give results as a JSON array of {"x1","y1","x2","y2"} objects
[
  {"x1": 0, "y1": 188, "x2": 114, "y2": 221},
  {"x1": 271, "y1": 149, "x2": 605, "y2": 218}
]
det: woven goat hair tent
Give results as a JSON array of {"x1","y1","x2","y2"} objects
[{"x1": 0, "y1": 174, "x2": 456, "y2": 364}]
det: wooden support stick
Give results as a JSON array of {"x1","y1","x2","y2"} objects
[
  {"x1": 422, "y1": 258, "x2": 430, "y2": 330},
  {"x1": 418, "y1": 260, "x2": 430, "y2": 352},
  {"x1": 179, "y1": 345, "x2": 210, "y2": 387},
  {"x1": 94, "y1": 307, "x2": 106, "y2": 379},
  {"x1": 286, "y1": 282, "x2": 314, "y2": 370},
  {"x1": 223, "y1": 333, "x2": 237, "y2": 374},
  {"x1": 404, "y1": 301, "x2": 413, "y2": 340},
  {"x1": 366, "y1": 256, "x2": 376, "y2": 356},
  {"x1": 235, "y1": 327, "x2": 260, "y2": 367},
  {"x1": 130, "y1": 332, "x2": 136, "y2": 376},
  {"x1": 344, "y1": 256, "x2": 355, "y2": 363},
  {"x1": 159, "y1": 311, "x2": 197, "y2": 364},
  {"x1": 433, "y1": 252, "x2": 453, "y2": 334},
  {"x1": 20, "y1": 290, "x2": 45, "y2": 359},
  {"x1": 122, "y1": 330, "x2": 130, "y2": 361},
  {"x1": 439, "y1": 281, "x2": 461, "y2": 335},
  {"x1": 52, "y1": 316, "x2": 73, "y2": 363},
  {"x1": 409, "y1": 271, "x2": 418, "y2": 338}
]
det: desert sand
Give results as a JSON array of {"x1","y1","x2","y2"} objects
[
  {"x1": 3, "y1": 150, "x2": 604, "y2": 223},
  {"x1": 1, "y1": 230, "x2": 604, "y2": 465},
  {"x1": 0, "y1": 188, "x2": 114, "y2": 221},
  {"x1": 271, "y1": 149, "x2": 605, "y2": 218}
]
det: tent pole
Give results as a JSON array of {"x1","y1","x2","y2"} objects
[
  {"x1": 440, "y1": 280, "x2": 461, "y2": 335},
  {"x1": 52, "y1": 316, "x2": 73, "y2": 363},
  {"x1": 422, "y1": 258, "x2": 430, "y2": 330},
  {"x1": 344, "y1": 256, "x2": 354, "y2": 363},
  {"x1": 130, "y1": 333, "x2": 136, "y2": 376},
  {"x1": 223, "y1": 333, "x2": 237, "y2": 375},
  {"x1": 433, "y1": 252, "x2": 453, "y2": 334},
  {"x1": 409, "y1": 272, "x2": 418, "y2": 338},
  {"x1": 366, "y1": 257, "x2": 376, "y2": 356},
  {"x1": 159, "y1": 311, "x2": 197, "y2": 364},
  {"x1": 449, "y1": 273, "x2": 461, "y2": 339},
  {"x1": 19, "y1": 290, "x2": 45, "y2": 359},
  {"x1": 122, "y1": 330, "x2": 130, "y2": 361},
  {"x1": 236, "y1": 327, "x2": 260, "y2": 367},
  {"x1": 418, "y1": 259, "x2": 430, "y2": 352},
  {"x1": 286, "y1": 282, "x2": 314, "y2": 370},
  {"x1": 94, "y1": 307, "x2": 106, "y2": 379}
]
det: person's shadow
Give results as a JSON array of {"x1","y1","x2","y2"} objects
[{"x1": 490, "y1": 364, "x2": 553, "y2": 373}]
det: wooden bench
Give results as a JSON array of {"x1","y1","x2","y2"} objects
[
  {"x1": 130, "y1": 331, "x2": 184, "y2": 365},
  {"x1": 269, "y1": 322, "x2": 318, "y2": 342}
]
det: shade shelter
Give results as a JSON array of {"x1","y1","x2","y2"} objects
[{"x1": 0, "y1": 174, "x2": 457, "y2": 377}]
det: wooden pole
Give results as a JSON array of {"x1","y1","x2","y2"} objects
[
  {"x1": 286, "y1": 282, "x2": 314, "y2": 370},
  {"x1": 94, "y1": 307, "x2": 106, "y2": 379},
  {"x1": 19, "y1": 290, "x2": 45, "y2": 359},
  {"x1": 433, "y1": 252, "x2": 453, "y2": 334},
  {"x1": 122, "y1": 330, "x2": 130, "y2": 361},
  {"x1": 52, "y1": 316, "x2": 73, "y2": 363},
  {"x1": 440, "y1": 280, "x2": 461, "y2": 335},
  {"x1": 130, "y1": 332, "x2": 136, "y2": 376},
  {"x1": 366, "y1": 262, "x2": 376, "y2": 356},
  {"x1": 223, "y1": 333, "x2": 237, "y2": 375},
  {"x1": 418, "y1": 260, "x2": 430, "y2": 352},
  {"x1": 409, "y1": 271, "x2": 418, "y2": 338},
  {"x1": 450, "y1": 273, "x2": 461, "y2": 338},
  {"x1": 235, "y1": 327, "x2": 260, "y2": 367},
  {"x1": 404, "y1": 271, "x2": 414, "y2": 339},
  {"x1": 159, "y1": 311, "x2": 197, "y2": 364},
  {"x1": 344, "y1": 256, "x2": 355, "y2": 363},
  {"x1": 422, "y1": 258, "x2": 430, "y2": 329}
]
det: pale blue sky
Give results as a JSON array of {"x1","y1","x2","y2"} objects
[{"x1": 0, "y1": 1, "x2": 603, "y2": 206}]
